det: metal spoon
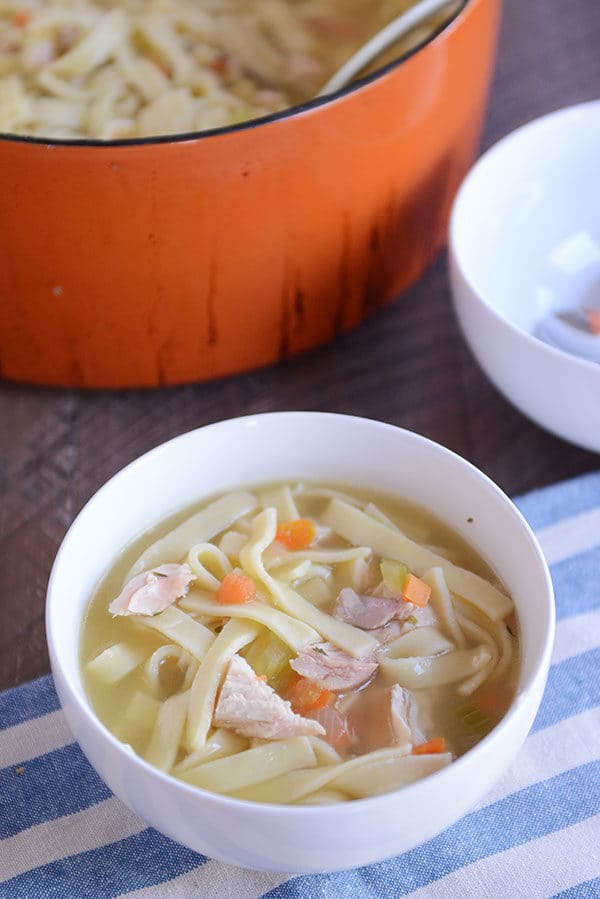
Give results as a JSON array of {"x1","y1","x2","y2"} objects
[{"x1": 317, "y1": 0, "x2": 463, "y2": 98}]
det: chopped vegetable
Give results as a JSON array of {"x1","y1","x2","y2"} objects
[
  {"x1": 275, "y1": 519, "x2": 317, "y2": 551},
  {"x1": 12, "y1": 9, "x2": 31, "y2": 26},
  {"x1": 215, "y1": 571, "x2": 256, "y2": 605},
  {"x1": 402, "y1": 574, "x2": 431, "y2": 607},
  {"x1": 413, "y1": 738, "x2": 446, "y2": 755},
  {"x1": 209, "y1": 55, "x2": 228, "y2": 76},
  {"x1": 456, "y1": 703, "x2": 492, "y2": 737},
  {"x1": 586, "y1": 308, "x2": 600, "y2": 335},
  {"x1": 148, "y1": 55, "x2": 172, "y2": 78},
  {"x1": 380, "y1": 559, "x2": 409, "y2": 593},
  {"x1": 244, "y1": 632, "x2": 293, "y2": 688},
  {"x1": 287, "y1": 673, "x2": 335, "y2": 713}
]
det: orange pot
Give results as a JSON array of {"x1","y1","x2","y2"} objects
[{"x1": 0, "y1": 0, "x2": 501, "y2": 388}]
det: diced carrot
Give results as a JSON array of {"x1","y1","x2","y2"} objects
[
  {"x1": 275, "y1": 519, "x2": 317, "y2": 551},
  {"x1": 209, "y1": 55, "x2": 227, "y2": 76},
  {"x1": 413, "y1": 738, "x2": 446, "y2": 755},
  {"x1": 402, "y1": 573, "x2": 431, "y2": 607},
  {"x1": 586, "y1": 308, "x2": 600, "y2": 335},
  {"x1": 149, "y1": 55, "x2": 172, "y2": 78},
  {"x1": 476, "y1": 685, "x2": 509, "y2": 718},
  {"x1": 287, "y1": 673, "x2": 334, "y2": 713},
  {"x1": 12, "y1": 9, "x2": 31, "y2": 26},
  {"x1": 215, "y1": 571, "x2": 256, "y2": 605},
  {"x1": 256, "y1": 674, "x2": 267, "y2": 683}
]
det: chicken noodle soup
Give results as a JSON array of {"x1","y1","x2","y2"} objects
[
  {"x1": 0, "y1": 0, "x2": 458, "y2": 140},
  {"x1": 81, "y1": 483, "x2": 519, "y2": 804}
]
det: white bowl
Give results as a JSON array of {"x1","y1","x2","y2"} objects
[
  {"x1": 449, "y1": 100, "x2": 600, "y2": 453},
  {"x1": 46, "y1": 412, "x2": 554, "y2": 873}
]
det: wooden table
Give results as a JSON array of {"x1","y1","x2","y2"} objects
[{"x1": 1, "y1": 0, "x2": 598, "y2": 692}]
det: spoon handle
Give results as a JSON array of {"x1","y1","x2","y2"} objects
[{"x1": 317, "y1": 0, "x2": 463, "y2": 98}]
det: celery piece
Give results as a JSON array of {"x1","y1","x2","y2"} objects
[
  {"x1": 242, "y1": 631, "x2": 270, "y2": 669},
  {"x1": 245, "y1": 633, "x2": 293, "y2": 684},
  {"x1": 455, "y1": 703, "x2": 492, "y2": 737},
  {"x1": 380, "y1": 559, "x2": 409, "y2": 593}
]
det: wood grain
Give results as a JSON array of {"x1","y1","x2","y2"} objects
[{"x1": 1, "y1": 0, "x2": 598, "y2": 690}]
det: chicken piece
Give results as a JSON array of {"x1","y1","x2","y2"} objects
[
  {"x1": 57, "y1": 24, "x2": 81, "y2": 53},
  {"x1": 285, "y1": 52, "x2": 324, "y2": 85},
  {"x1": 368, "y1": 580, "x2": 398, "y2": 601},
  {"x1": 389, "y1": 684, "x2": 426, "y2": 746},
  {"x1": 23, "y1": 39, "x2": 56, "y2": 68},
  {"x1": 290, "y1": 642, "x2": 377, "y2": 692},
  {"x1": 214, "y1": 654, "x2": 324, "y2": 739},
  {"x1": 334, "y1": 587, "x2": 399, "y2": 630},
  {"x1": 109, "y1": 563, "x2": 194, "y2": 617},
  {"x1": 309, "y1": 705, "x2": 354, "y2": 754},
  {"x1": 368, "y1": 581, "x2": 439, "y2": 633},
  {"x1": 370, "y1": 581, "x2": 439, "y2": 628}
]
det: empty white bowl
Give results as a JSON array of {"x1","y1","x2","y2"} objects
[
  {"x1": 46, "y1": 412, "x2": 554, "y2": 872},
  {"x1": 449, "y1": 100, "x2": 600, "y2": 453}
]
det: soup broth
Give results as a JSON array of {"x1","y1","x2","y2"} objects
[
  {"x1": 0, "y1": 0, "x2": 459, "y2": 140},
  {"x1": 81, "y1": 482, "x2": 519, "y2": 805}
]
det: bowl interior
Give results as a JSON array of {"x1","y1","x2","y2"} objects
[
  {"x1": 452, "y1": 101, "x2": 600, "y2": 338},
  {"x1": 48, "y1": 413, "x2": 552, "y2": 726}
]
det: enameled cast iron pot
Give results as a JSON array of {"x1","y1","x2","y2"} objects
[{"x1": 0, "y1": 0, "x2": 501, "y2": 387}]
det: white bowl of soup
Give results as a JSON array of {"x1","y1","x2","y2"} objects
[{"x1": 46, "y1": 412, "x2": 554, "y2": 872}]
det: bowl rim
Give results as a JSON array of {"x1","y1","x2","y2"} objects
[
  {"x1": 449, "y1": 98, "x2": 600, "y2": 380},
  {"x1": 46, "y1": 411, "x2": 555, "y2": 818},
  {"x1": 1, "y1": 0, "x2": 470, "y2": 150}
]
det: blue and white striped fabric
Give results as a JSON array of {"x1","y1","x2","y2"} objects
[{"x1": 1, "y1": 471, "x2": 600, "y2": 899}]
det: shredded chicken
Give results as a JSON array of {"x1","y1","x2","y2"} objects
[
  {"x1": 214, "y1": 654, "x2": 325, "y2": 739},
  {"x1": 389, "y1": 684, "x2": 426, "y2": 746},
  {"x1": 57, "y1": 24, "x2": 81, "y2": 53},
  {"x1": 109, "y1": 563, "x2": 194, "y2": 617},
  {"x1": 23, "y1": 39, "x2": 56, "y2": 68},
  {"x1": 334, "y1": 587, "x2": 399, "y2": 630},
  {"x1": 309, "y1": 705, "x2": 354, "y2": 753},
  {"x1": 290, "y1": 642, "x2": 377, "y2": 691}
]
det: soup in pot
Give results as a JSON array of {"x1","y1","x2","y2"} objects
[{"x1": 0, "y1": 0, "x2": 459, "y2": 139}]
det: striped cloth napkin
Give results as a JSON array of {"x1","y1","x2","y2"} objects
[{"x1": 1, "y1": 471, "x2": 599, "y2": 899}]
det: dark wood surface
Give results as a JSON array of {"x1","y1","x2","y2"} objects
[{"x1": 1, "y1": 0, "x2": 599, "y2": 692}]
